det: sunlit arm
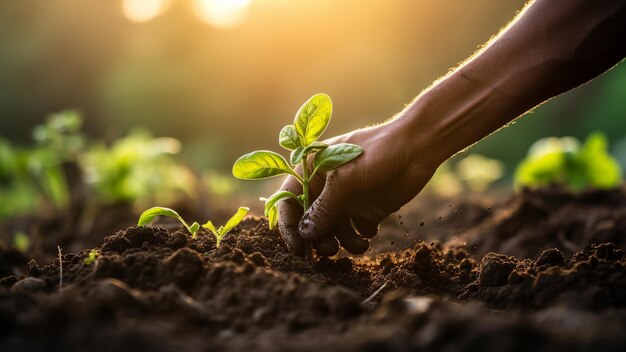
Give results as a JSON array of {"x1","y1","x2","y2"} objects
[
  {"x1": 397, "y1": 0, "x2": 626, "y2": 164},
  {"x1": 274, "y1": 0, "x2": 626, "y2": 256}
]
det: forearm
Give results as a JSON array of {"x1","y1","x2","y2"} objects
[{"x1": 397, "y1": 0, "x2": 626, "y2": 164}]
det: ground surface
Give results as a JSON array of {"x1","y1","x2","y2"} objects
[{"x1": 1, "y1": 187, "x2": 625, "y2": 351}]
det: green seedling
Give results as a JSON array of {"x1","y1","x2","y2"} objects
[
  {"x1": 137, "y1": 206, "x2": 249, "y2": 246},
  {"x1": 137, "y1": 206, "x2": 201, "y2": 237},
  {"x1": 232, "y1": 93, "x2": 364, "y2": 231},
  {"x1": 515, "y1": 132, "x2": 622, "y2": 191},
  {"x1": 202, "y1": 206, "x2": 249, "y2": 247},
  {"x1": 84, "y1": 249, "x2": 101, "y2": 265}
]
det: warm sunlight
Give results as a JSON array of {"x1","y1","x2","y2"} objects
[
  {"x1": 122, "y1": 0, "x2": 170, "y2": 23},
  {"x1": 193, "y1": 0, "x2": 254, "y2": 29}
]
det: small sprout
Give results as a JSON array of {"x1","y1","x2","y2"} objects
[
  {"x1": 233, "y1": 94, "x2": 363, "y2": 236},
  {"x1": 137, "y1": 206, "x2": 201, "y2": 237},
  {"x1": 84, "y1": 249, "x2": 101, "y2": 265},
  {"x1": 203, "y1": 207, "x2": 249, "y2": 247},
  {"x1": 137, "y1": 206, "x2": 249, "y2": 245}
]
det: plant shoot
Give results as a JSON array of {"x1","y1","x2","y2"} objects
[
  {"x1": 138, "y1": 207, "x2": 201, "y2": 237},
  {"x1": 137, "y1": 206, "x2": 249, "y2": 246},
  {"x1": 203, "y1": 206, "x2": 249, "y2": 247},
  {"x1": 232, "y1": 93, "x2": 363, "y2": 230},
  {"x1": 84, "y1": 249, "x2": 101, "y2": 265}
]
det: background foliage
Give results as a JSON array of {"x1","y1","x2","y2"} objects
[{"x1": 0, "y1": 0, "x2": 624, "y2": 185}]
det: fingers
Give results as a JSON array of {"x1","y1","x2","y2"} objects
[
  {"x1": 277, "y1": 176, "x2": 305, "y2": 256},
  {"x1": 334, "y1": 220, "x2": 369, "y2": 254},
  {"x1": 313, "y1": 236, "x2": 340, "y2": 256},
  {"x1": 350, "y1": 217, "x2": 380, "y2": 239},
  {"x1": 277, "y1": 198, "x2": 305, "y2": 256},
  {"x1": 299, "y1": 173, "x2": 348, "y2": 241}
]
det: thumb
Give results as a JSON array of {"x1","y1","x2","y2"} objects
[{"x1": 298, "y1": 175, "x2": 347, "y2": 241}]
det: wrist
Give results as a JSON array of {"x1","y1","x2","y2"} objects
[
  {"x1": 386, "y1": 103, "x2": 449, "y2": 170},
  {"x1": 394, "y1": 68, "x2": 520, "y2": 168}
]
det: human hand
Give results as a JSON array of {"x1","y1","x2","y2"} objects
[{"x1": 277, "y1": 117, "x2": 441, "y2": 256}]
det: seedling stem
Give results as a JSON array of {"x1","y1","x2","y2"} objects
[{"x1": 233, "y1": 93, "x2": 364, "y2": 257}]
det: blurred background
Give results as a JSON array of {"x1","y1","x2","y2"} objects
[
  {"x1": 1, "y1": 0, "x2": 625, "y2": 259},
  {"x1": 2, "y1": 0, "x2": 625, "y2": 170}
]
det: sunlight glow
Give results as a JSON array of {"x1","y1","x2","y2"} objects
[
  {"x1": 122, "y1": 0, "x2": 170, "y2": 23},
  {"x1": 193, "y1": 0, "x2": 254, "y2": 29}
]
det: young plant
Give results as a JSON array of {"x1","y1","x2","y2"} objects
[
  {"x1": 138, "y1": 206, "x2": 201, "y2": 237},
  {"x1": 137, "y1": 206, "x2": 249, "y2": 246},
  {"x1": 232, "y1": 93, "x2": 363, "y2": 231},
  {"x1": 84, "y1": 249, "x2": 101, "y2": 265},
  {"x1": 202, "y1": 206, "x2": 249, "y2": 247}
]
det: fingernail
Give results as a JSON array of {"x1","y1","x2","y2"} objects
[{"x1": 298, "y1": 216, "x2": 318, "y2": 240}]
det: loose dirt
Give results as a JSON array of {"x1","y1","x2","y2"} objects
[{"x1": 1, "y1": 187, "x2": 625, "y2": 351}]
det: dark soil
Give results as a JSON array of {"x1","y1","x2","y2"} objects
[{"x1": 1, "y1": 187, "x2": 626, "y2": 351}]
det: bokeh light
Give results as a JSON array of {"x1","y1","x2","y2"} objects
[
  {"x1": 1, "y1": 0, "x2": 625, "y2": 178},
  {"x1": 193, "y1": 0, "x2": 253, "y2": 28},
  {"x1": 122, "y1": 0, "x2": 170, "y2": 23}
]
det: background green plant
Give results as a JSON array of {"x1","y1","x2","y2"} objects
[
  {"x1": 0, "y1": 112, "x2": 79, "y2": 219},
  {"x1": 81, "y1": 129, "x2": 194, "y2": 208},
  {"x1": 514, "y1": 132, "x2": 622, "y2": 191},
  {"x1": 0, "y1": 111, "x2": 203, "y2": 225}
]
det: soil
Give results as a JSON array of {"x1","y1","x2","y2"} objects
[{"x1": 1, "y1": 186, "x2": 626, "y2": 351}]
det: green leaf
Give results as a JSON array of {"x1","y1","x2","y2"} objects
[
  {"x1": 290, "y1": 142, "x2": 328, "y2": 165},
  {"x1": 222, "y1": 206, "x2": 249, "y2": 235},
  {"x1": 232, "y1": 151, "x2": 296, "y2": 179},
  {"x1": 313, "y1": 143, "x2": 363, "y2": 172},
  {"x1": 203, "y1": 220, "x2": 218, "y2": 237},
  {"x1": 279, "y1": 125, "x2": 301, "y2": 150},
  {"x1": 189, "y1": 222, "x2": 200, "y2": 236},
  {"x1": 294, "y1": 93, "x2": 332, "y2": 146},
  {"x1": 138, "y1": 206, "x2": 185, "y2": 226},
  {"x1": 137, "y1": 206, "x2": 199, "y2": 235},
  {"x1": 290, "y1": 147, "x2": 304, "y2": 165},
  {"x1": 267, "y1": 205, "x2": 278, "y2": 230},
  {"x1": 264, "y1": 190, "x2": 300, "y2": 217}
]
